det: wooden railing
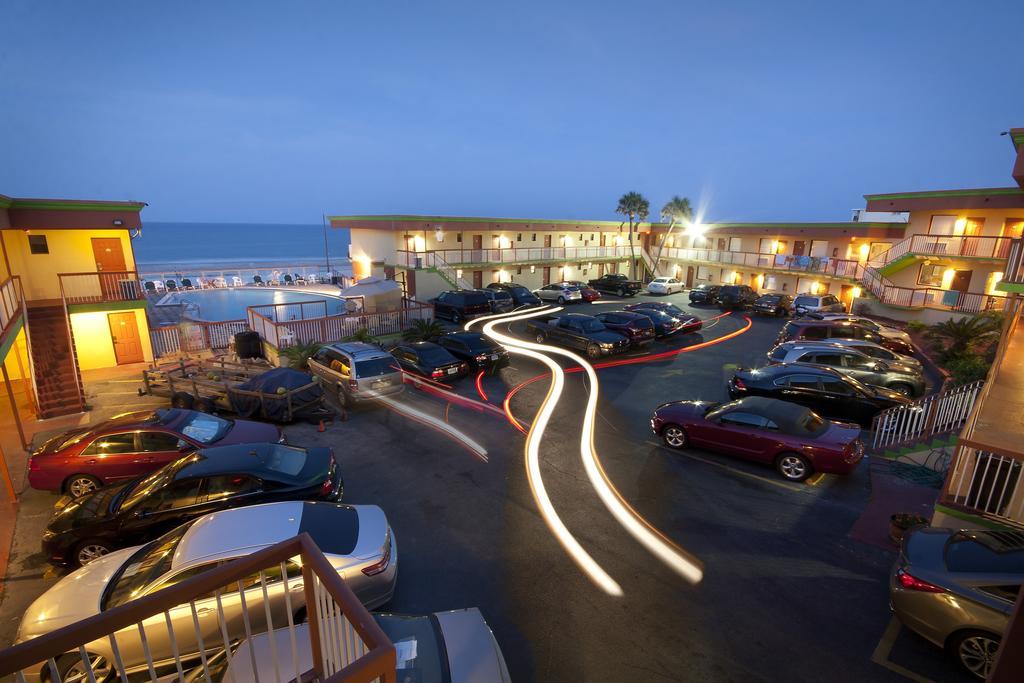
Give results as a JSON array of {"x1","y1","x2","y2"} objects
[
  {"x1": 657, "y1": 246, "x2": 865, "y2": 280},
  {"x1": 150, "y1": 319, "x2": 250, "y2": 357},
  {"x1": 871, "y1": 380, "x2": 984, "y2": 450},
  {"x1": 1004, "y1": 239, "x2": 1024, "y2": 285},
  {"x1": 58, "y1": 271, "x2": 145, "y2": 305},
  {"x1": 0, "y1": 533, "x2": 396, "y2": 682},
  {"x1": 0, "y1": 275, "x2": 24, "y2": 340},
  {"x1": 248, "y1": 299, "x2": 435, "y2": 349}
]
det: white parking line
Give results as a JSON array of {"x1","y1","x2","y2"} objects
[
  {"x1": 870, "y1": 616, "x2": 936, "y2": 683},
  {"x1": 643, "y1": 440, "x2": 804, "y2": 492}
]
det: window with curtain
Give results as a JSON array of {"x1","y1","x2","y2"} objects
[
  {"x1": 929, "y1": 215, "x2": 957, "y2": 235},
  {"x1": 918, "y1": 264, "x2": 945, "y2": 287}
]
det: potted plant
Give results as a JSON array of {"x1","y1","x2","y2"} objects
[{"x1": 889, "y1": 512, "x2": 930, "y2": 545}]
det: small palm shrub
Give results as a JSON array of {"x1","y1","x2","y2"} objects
[
  {"x1": 278, "y1": 341, "x2": 321, "y2": 370},
  {"x1": 402, "y1": 319, "x2": 446, "y2": 343}
]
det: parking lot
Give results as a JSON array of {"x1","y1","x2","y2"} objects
[{"x1": 0, "y1": 291, "x2": 971, "y2": 682}]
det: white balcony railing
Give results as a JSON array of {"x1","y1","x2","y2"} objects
[
  {"x1": 944, "y1": 444, "x2": 1024, "y2": 526},
  {"x1": 871, "y1": 380, "x2": 985, "y2": 450}
]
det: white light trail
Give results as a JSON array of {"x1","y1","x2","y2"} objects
[{"x1": 376, "y1": 395, "x2": 489, "y2": 461}]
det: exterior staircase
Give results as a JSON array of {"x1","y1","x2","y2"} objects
[{"x1": 26, "y1": 305, "x2": 84, "y2": 417}]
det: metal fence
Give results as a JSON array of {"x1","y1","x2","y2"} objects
[
  {"x1": 943, "y1": 442, "x2": 1024, "y2": 526},
  {"x1": 871, "y1": 380, "x2": 984, "y2": 450},
  {"x1": 150, "y1": 320, "x2": 249, "y2": 357},
  {"x1": 248, "y1": 300, "x2": 435, "y2": 349}
]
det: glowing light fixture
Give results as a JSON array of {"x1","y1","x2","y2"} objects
[
  {"x1": 858, "y1": 243, "x2": 870, "y2": 261},
  {"x1": 851, "y1": 286, "x2": 862, "y2": 298},
  {"x1": 954, "y1": 218, "x2": 967, "y2": 235},
  {"x1": 456, "y1": 269, "x2": 463, "y2": 279}
]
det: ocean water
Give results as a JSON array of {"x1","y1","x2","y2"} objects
[{"x1": 134, "y1": 222, "x2": 352, "y2": 275}]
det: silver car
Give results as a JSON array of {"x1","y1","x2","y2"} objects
[
  {"x1": 792, "y1": 293, "x2": 845, "y2": 315},
  {"x1": 224, "y1": 608, "x2": 511, "y2": 682},
  {"x1": 766, "y1": 341, "x2": 926, "y2": 396},
  {"x1": 16, "y1": 501, "x2": 397, "y2": 681},
  {"x1": 808, "y1": 313, "x2": 912, "y2": 344},
  {"x1": 890, "y1": 527, "x2": 1022, "y2": 679},
  {"x1": 308, "y1": 342, "x2": 404, "y2": 408},
  {"x1": 533, "y1": 282, "x2": 583, "y2": 304},
  {"x1": 815, "y1": 337, "x2": 923, "y2": 373}
]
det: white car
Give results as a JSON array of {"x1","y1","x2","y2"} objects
[
  {"x1": 533, "y1": 283, "x2": 583, "y2": 304},
  {"x1": 647, "y1": 277, "x2": 684, "y2": 295},
  {"x1": 15, "y1": 501, "x2": 397, "y2": 682}
]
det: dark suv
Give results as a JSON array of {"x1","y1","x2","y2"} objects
[
  {"x1": 777, "y1": 319, "x2": 891, "y2": 349},
  {"x1": 429, "y1": 290, "x2": 491, "y2": 323},
  {"x1": 753, "y1": 293, "x2": 793, "y2": 317},
  {"x1": 476, "y1": 288, "x2": 514, "y2": 314},
  {"x1": 688, "y1": 284, "x2": 720, "y2": 305},
  {"x1": 487, "y1": 282, "x2": 542, "y2": 307},
  {"x1": 717, "y1": 285, "x2": 758, "y2": 310}
]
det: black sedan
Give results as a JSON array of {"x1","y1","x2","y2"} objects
[
  {"x1": 688, "y1": 284, "x2": 720, "y2": 305},
  {"x1": 752, "y1": 293, "x2": 793, "y2": 317},
  {"x1": 391, "y1": 342, "x2": 469, "y2": 381},
  {"x1": 42, "y1": 443, "x2": 343, "y2": 567},
  {"x1": 593, "y1": 311, "x2": 656, "y2": 346},
  {"x1": 436, "y1": 331, "x2": 509, "y2": 370},
  {"x1": 727, "y1": 363, "x2": 913, "y2": 427},
  {"x1": 625, "y1": 302, "x2": 703, "y2": 333}
]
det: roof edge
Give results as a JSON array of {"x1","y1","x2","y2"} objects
[
  {"x1": 863, "y1": 187, "x2": 1024, "y2": 201},
  {"x1": 8, "y1": 197, "x2": 147, "y2": 212}
]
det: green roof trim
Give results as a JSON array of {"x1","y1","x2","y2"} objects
[
  {"x1": 1010, "y1": 130, "x2": 1024, "y2": 148},
  {"x1": 0, "y1": 196, "x2": 12, "y2": 209},
  {"x1": 995, "y1": 281, "x2": 1024, "y2": 294},
  {"x1": 864, "y1": 187, "x2": 1024, "y2": 201},
  {"x1": 68, "y1": 299, "x2": 147, "y2": 314},
  {"x1": 10, "y1": 199, "x2": 146, "y2": 212}
]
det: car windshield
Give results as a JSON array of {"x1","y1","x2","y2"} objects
[
  {"x1": 354, "y1": 357, "x2": 398, "y2": 378},
  {"x1": 653, "y1": 278, "x2": 670, "y2": 283},
  {"x1": 372, "y1": 614, "x2": 445, "y2": 680},
  {"x1": 794, "y1": 296, "x2": 818, "y2": 307},
  {"x1": 758, "y1": 295, "x2": 781, "y2": 303},
  {"x1": 120, "y1": 455, "x2": 196, "y2": 510},
  {"x1": 694, "y1": 284, "x2": 713, "y2": 291},
  {"x1": 507, "y1": 285, "x2": 530, "y2": 294},
  {"x1": 418, "y1": 346, "x2": 456, "y2": 364},
  {"x1": 178, "y1": 412, "x2": 231, "y2": 444},
  {"x1": 581, "y1": 319, "x2": 605, "y2": 332},
  {"x1": 103, "y1": 524, "x2": 190, "y2": 609}
]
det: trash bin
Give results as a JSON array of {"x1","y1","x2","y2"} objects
[{"x1": 234, "y1": 331, "x2": 263, "y2": 359}]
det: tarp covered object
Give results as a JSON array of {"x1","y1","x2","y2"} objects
[{"x1": 227, "y1": 367, "x2": 323, "y2": 422}]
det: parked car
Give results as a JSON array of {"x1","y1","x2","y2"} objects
[
  {"x1": 429, "y1": 289, "x2": 492, "y2": 323},
  {"x1": 625, "y1": 302, "x2": 703, "y2": 334},
  {"x1": 525, "y1": 313, "x2": 630, "y2": 358},
  {"x1": 727, "y1": 363, "x2": 914, "y2": 426},
  {"x1": 436, "y1": 331, "x2": 510, "y2": 370},
  {"x1": 487, "y1": 282, "x2": 542, "y2": 307},
  {"x1": 766, "y1": 341, "x2": 925, "y2": 396},
  {"x1": 805, "y1": 312, "x2": 915, "y2": 354},
  {"x1": 752, "y1": 293, "x2": 793, "y2": 317},
  {"x1": 587, "y1": 273, "x2": 642, "y2": 297},
  {"x1": 717, "y1": 284, "x2": 758, "y2": 310},
  {"x1": 821, "y1": 338, "x2": 923, "y2": 373},
  {"x1": 776, "y1": 319, "x2": 887, "y2": 349},
  {"x1": 391, "y1": 342, "x2": 469, "y2": 381},
  {"x1": 225, "y1": 607, "x2": 510, "y2": 682},
  {"x1": 627, "y1": 307, "x2": 687, "y2": 337},
  {"x1": 18, "y1": 501, "x2": 397, "y2": 681},
  {"x1": 534, "y1": 282, "x2": 583, "y2": 304},
  {"x1": 890, "y1": 527, "x2": 1023, "y2": 680},
  {"x1": 650, "y1": 396, "x2": 864, "y2": 481},
  {"x1": 593, "y1": 311, "x2": 657, "y2": 346},
  {"x1": 792, "y1": 293, "x2": 845, "y2": 315},
  {"x1": 688, "y1": 283, "x2": 721, "y2": 305},
  {"x1": 563, "y1": 280, "x2": 601, "y2": 302},
  {"x1": 647, "y1": 277, "x2": 684, "y2": 295},
  {"x1": 42, "y1": 442, "x2": 344, "y2": 567},
  {"x1": 27, "y1": 409, "x2": 283, "y2": 498},
  {"x1": 308, "y1": 342, "x2": 404, "y2": 408},
  {"x1": 476, "y1": 287, "x2": 515, "y2": 313}
]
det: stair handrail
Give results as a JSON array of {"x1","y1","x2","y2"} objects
[
  {"x1": 431, "y1": 251, "x2": 473, "y2": 289},
  {"x1": 871, "y1": 380, "x2": 985, "y2": 451},
  {"x1": 57, "y1": 277, "x2": 86, "y2": 412}
]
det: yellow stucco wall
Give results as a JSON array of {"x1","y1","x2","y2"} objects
[
  {"x1": 2, "y1": 228, "x2": 137, "y2": 301},
  {"x1": 0, "y1": 327, "x2": 32, "y2": 381},
  {"x1": 70, "y1": 308, "x2": 153, "y2": 370}
]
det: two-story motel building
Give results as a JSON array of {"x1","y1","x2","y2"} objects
[{"x1": 335, "y1": 128, "x2": 1024, "y2": 324}]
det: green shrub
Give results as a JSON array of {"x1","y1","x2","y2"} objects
[
  {"x1": 944, "y1": 354, "x2": 991, "y2": 385},
  {"x1": 346, "y1": 327, "x2": 375, "y2": 343},
  {"x1": 402, "y1": 319, "x2": 446, "y2": 343},
  {"x1": 905, "y1": 320, "x2": 927, "y2": 334}
]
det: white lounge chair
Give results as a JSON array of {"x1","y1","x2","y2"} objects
[
  {"x1": 149, "y1": 280, "x2": 166, "y2": 293},
  {"x1": 306, "y1": 273, "x2": 318, "y2": 284},
  {"x1": 213, "y1": 276, "x2": 228, "y2": 288},
  {"x1": 231, "y1": 276, "x2": 243, "y2": 287}
]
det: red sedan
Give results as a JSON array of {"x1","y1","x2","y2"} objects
[
  {"x1": 28, "y1": 408, "x2": 283, "y2": 497},
  {"x1": 564, "y1": 280, "x2": 601, "y2": 302},
  {"x1": 650, "y1": 396, "x2": 864, "y2": 481}
]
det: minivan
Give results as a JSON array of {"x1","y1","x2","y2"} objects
[
  {"x1": 717, "y1": 285, "x2": 758, "y2": 310},
  {"x1": 308, "y1": 342, "x2": 404, "y2": 408}
]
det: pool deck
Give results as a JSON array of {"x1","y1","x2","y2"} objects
[{"x1": 146, "y1": 283, "x2": 344, "y2": 326}]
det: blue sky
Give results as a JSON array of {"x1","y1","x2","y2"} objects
[{"x1": 1, "y1": 0, "x2": 1022, "y2": 224}]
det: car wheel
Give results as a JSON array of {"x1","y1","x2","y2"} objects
[
  {"x1": 171, "y1": 391, "x2": 195, "y2": 409},
  {"x1": 775, "y1": 453, "x2": 812, "y2": 482},
  {"x1": 890, "y1": 383, "x2": 914, "y2": 397},
  {"x1": 74, "y1": 539, "x2": 114, "y2": 567},
  {"x1": 617, "y1": 288, "x2": 625, "y2": 297},
  {"x1": 65, "y1": 474, "x2": 102, "y2": 498},
  {"x1": 950, "y1": 630, "x2": 1001, "y2": 680},
  {"x1": 336, "y1": 387, "x2": 349, "y2": 408},
  {"x1": 557, "y1": 296, "x2": 566, "y2": 304},
  {"x1": 586, "y1": 343, "x2": 601, "y2": 359},
  {"x1": 661, "y1": 424, "x2": 687, "y2": 449},
  {"x1": 48, "y1": 652, "x2": 112, "y2": 683},
  {"x1": 535, "y1": 332, "x2": 546, "y2": 343}
]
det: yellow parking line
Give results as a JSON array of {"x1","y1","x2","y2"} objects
[
  {"x1": 645, "y1": 440, "x2": 804, "y2": 492},
  {"x1": 806, "y1": 473, "x2": 830, "y2": 486}
]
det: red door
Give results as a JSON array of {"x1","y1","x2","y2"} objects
[
  {"x1": 542, "y1": 267, "x2": 551, "y2": 285},
  {"x1": 472, "y1": 235, "x2": 483, "y2": 250},
  {"x1": 109, "y1": 312, "x2": 144, "y2": 364},
  {"x1": 792, "y1": 241, "x2": 806, "y2": 257},
  {"x1": 544, "y1": 235, "x2": 552, "y2": 248},
  {"x1": 473, "y1": 271, "x2": 483, "y2": 289},
  {"x1": 686, "y1": 266, "x2": 695, "y2": 288},
  {"x1": 950, "y1": 270, "x2": 972, "y2": 292}
]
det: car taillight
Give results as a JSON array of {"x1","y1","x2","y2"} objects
[
  {"x1": 362, "y1": 531, "x2": 392, "y2": 576},
  {"x1": 733, "y1": 377, "x2": 746, "y2": 390},
  {"x1": 476, "y1": 353, "x2": 488, "y2": 361},
  {"x1": 895, "y1": 568, "x2": 945, "y2": 593},
  {"x1": 28, "y1": 457, "x2": 39, "y2": 471},
  {"x1": 432, "y1": 369, "x2": 444, "y2": 378},
  {"x1": 320, "y1": 475, "x2": 334, "y2": 496}
]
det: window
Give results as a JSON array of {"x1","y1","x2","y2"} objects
[
  {"x1": 28, "y1": 234, "x2": 49, "y2": 254},
  {"x1": 719, "y1": 411, "x2": 767, "y2": 429},
  {"x1": 1003, "y1": 219, "x2": 1024, "y2": 239},
  {"x1": 786, "y1": 375, "x2": 822, "y2": 390},
  {"x1": 200, "y1": 474, "x2": 258, "y2": 502},
  {"x1": 801, "y1": 326, "x2": 828, "y2": 340},
  {"x1": 517, "y1": 233, "x2": 522, "y2": 241},
  {"x1": 828, "y1": 326, "x2": 856, "y2": 339},
  {"x1": 918, "y1": 263, "x2": 945, "y2": 287},
  {"x1": 456, "y1": 233, "x2": 462, "y2": 243},
  {"x1": 728, "y1": 237, "x2": 742, "y2": 252},
  {"x1": 842, "y1": 354, "x2": 876, "y2": 369},
  {"x1": 697, "y1": 266, "x2": 711, "y2": 281},
  {"x1": 945, "y1": 532, "x2": 1024, "y2": 573},
  {"x1": 82, "y1": 433, "x2": 136, "y2": 455},
  {"x1": 809, "y1": 241, "x2": 829, "y2": 257},
  {"x1": 812, "y1": 353, "x2": 845, "y2": 366},
  {"x1": 142, "y1": 478, "x2": 203, "y2": 512},
  {"x1": 139, "y1": 432, "x2": 181, "y2": 452},
  {"x1": 929, "y1": 215, "x2": 957, "y2": 235},
  {"x1": 532, "y1": 233, "x2": 537, "y2": 241},
  {"x1": 819, "y1": 377, "x2": 854, "y2": 396},
  {"x1": 979, "y1": 585, "x2": 1021, "y2": 603}
]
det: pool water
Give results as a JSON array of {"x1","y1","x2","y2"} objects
[{"x1": 169, "y1": 288, "x2": 345, "y2": 321}]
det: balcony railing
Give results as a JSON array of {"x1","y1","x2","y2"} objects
[
  {"x1": 657, "y1": 247, "x2": 864, "y2": 280},
  {"x1": 0, "y1": 275, "x2": 24, "y2": 340},
  {"x1": 870, "y1": 234, "x2": 1015, "y2": 269},
  {"x1": 0, "y1": 533, "x2": 396, "y2": 682},
  {"x1": 247, "y1": 298, "x2": 435, "y2": 349},
  {"x1": 1004, "y1": 238, "x2": 1024, "y2": 285},
  {"x1": 396, "y1": 245, "x2": 635, "y2": 268},
  {"x1": 871, "y1": 380, "x2": 984, "y2": 450},
  {"x1": 150, "y1": 319, "x2": 250, "y2": 358},
  {"x1": 58, "y1": 271, "x2": 145, "y2": 305},
  {"x1": 943, "y1": 441, "x2": 1024, "y2": 526}
]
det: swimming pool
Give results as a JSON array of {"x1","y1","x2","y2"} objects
[{"x1": 165, "y1": 287, "x2": 347, "y2": 321}]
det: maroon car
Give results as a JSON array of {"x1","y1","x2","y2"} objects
[
  {"x1": 27, "y1": 409, "x2": 284, "y2": 497},
  {"x1": 564, "y1": 280, "x2": 601, "y2": 302},
  {"x1": 650, "y1": 396, "x2": 864, "y2": 481},
  {"x1": 593, "y1": 310, "x2": 656, "y2": 346}
]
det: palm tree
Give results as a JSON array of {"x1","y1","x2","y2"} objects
[
  {"x1": 615, "y1": 192, "x2": 650, "y2": 280},
  {"x1": 402, "y1": 318, "x2": 446, "y2": 343},
  {"x1": 346, "y1": 327, "x2": 376, "y2": 343},
  {"x1": 654, "y1": 195, "x2": 693, "y2": 276},
  {"x1": 929, "y1": 314, "x2": 1000, "y2": 357}
]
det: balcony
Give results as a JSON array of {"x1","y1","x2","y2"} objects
[
  {"x1": 58, "y1": 271, "x2": 145, "y2": 307},
  {"x1": 873, "y1": 234, "x2": 1015, "y2": 277},
  {"x1": 657, "y1": 246, "x2": 864, "y2": 280},
  {"x1": 0, "y1": 533, "x2": 396, "y2": 682},
  {"x1": 395, "y1": 245, "x2": 634, "y2": 268},
  {"x1": 0, "y1": 275, "x2": 24, "y2": 343}
]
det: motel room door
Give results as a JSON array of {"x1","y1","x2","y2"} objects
[
  {"x1": 686, "y1": 266, "x2": 695, "y2": 288},
  {"x1": 472, "y1": 271, "x2": 483, "y2": 289},
  {"x1": 92, "y1": 238, "x2": 128, "y2": 299},
  {"x1": 108, "y1": 312, "x2": 144, "y2": 364},
  {"x1": 950, "y1": 270, "x2": 972, "y2": 292}
]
